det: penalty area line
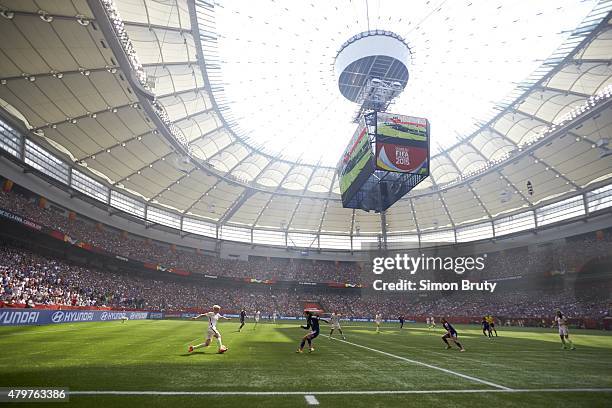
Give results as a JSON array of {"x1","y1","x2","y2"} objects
[
  {"x1": 322, "y1": 335, "x2": 512, "y2": 390},
  {"x1": 69, "y1": 388, "x2": 612, "y2": 396}
]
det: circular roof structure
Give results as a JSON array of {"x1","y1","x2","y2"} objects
[
  {"x1": 335, "y1": 30, "x2": 411, "y2": 104},
  {"x1": 0, "y1": 0, "x2": 611, "y2": 250}
]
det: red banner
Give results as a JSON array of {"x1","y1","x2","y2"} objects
[{"x1": 376, "y1": 142, "x2": 428, "y2": 173}]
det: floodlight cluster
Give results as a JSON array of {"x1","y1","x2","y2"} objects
[
  {"x1": 101, "y1": 0, "x2": 195, "y2": 156},
  {"x1": 101, "y1": 0, "x2": 147, "y2": 87}
]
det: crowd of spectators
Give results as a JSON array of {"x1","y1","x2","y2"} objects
[
  {"x1": 0, "y1": 191, "x2": 363, "y2": 282},
  {"x1": 1, "y1": 244, "x2": 608, "y2": 319},
  {"x1": 0, "y1": 189, "x2": 610, "y2": 287}
]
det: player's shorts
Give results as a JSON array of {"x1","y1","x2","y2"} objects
[
  {"x1": 559, "y1": 326, "x2": 569, "y2": 336},
  {"x1": 206, "y1": 327, "x2": 220, "y2": 340},
  {"x1": 308, "y1": 330, "x2": 320, "y2": 339},
  {"x1": 443, "y1": 331, "x2": 458, "y2": 339},
  {"x1": 332, "y1": 323, "x2": 341, "y2": 330},
  {"x1": 375, "y1": 321, "x2": 381, "y2": 325},
  {"x1": 490, "y1": 323, "x2": 495, "y2": 328},
  {"x1": 255, "y1": 318, "x2": 260, "y2": 322}
]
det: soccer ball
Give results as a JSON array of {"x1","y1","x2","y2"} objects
[{"x1": 218, "y1": 345, "x2": 228, "y2": 354}]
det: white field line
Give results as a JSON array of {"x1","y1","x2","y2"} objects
[
  {"x1": 69, "y1": 388, "x2": 612, "y2": 396},
  {"x1": 304, "y1": 394, "x2": 319, "y2": 404},
  {"x1": 322, "y1": 335, "x2": 512, "y2": 390}
]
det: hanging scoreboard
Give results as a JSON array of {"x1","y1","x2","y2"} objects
[{"x1": 337, "y1": 112, "x2": 430, "y2": 212}]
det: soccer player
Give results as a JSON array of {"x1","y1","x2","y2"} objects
[
  {"x1": 272, "y1": 310, "x2": 278, "y2": 324},
  {"x1": 430, "y1": 316, "x2": 436, "y2": 329},
  {"x1": 374, "y1": 313, "x2": 382, "y2": 333},
  {"x1": 486, "y1": 314, "x2": 497, "y2": 337},
  {"x1": 441, "y1": 318, "x2": 465, "y2": 352},
  {"x1": 238, "y1": 308, "x2": 247, "y2": 332},
  {"x1": 329, "y1": 312, "x2": 346, "y2": 340},
  {"x1": 426, "y1": 316, "x2": 431, "y2": 329},
  {"x1": 297, "y1": 310, "x2": 328, "y2": 353},
  {"x1": 481, "y1": 317, "x2": 492, "y2": 339},
  {"x1": 188, "y1": 305, "x2": 230, "y2": 354},
  {"x1": 398, "y1": 315, "x2": 405, "y2": 329},
  {"x1": 555, "y1": 310, "x2": 576, "y2": 350},
  {"x1": 253, "y1": 310, "x2": 261, "y2": 330}
]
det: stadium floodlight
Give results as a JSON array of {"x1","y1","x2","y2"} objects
[
  {"x1": 38, "y1": 10, "x2": 53, "y2": 23},
  {"x1": 76, "y1": 15, "x2": 90, "y2": 26},
  {"x1": 0, "y1": 8, "x2": 14, "y2": 19}
]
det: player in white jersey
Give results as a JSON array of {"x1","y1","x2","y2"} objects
[
  {"x1": 272, "y1": 311, "x2": 278, "y2": 324},
  {"x1": 328, "y1": 312, "x2": 346, "y2": 340},
  {"x1": 253, "y1": 310, "x2": 261, "y2": 330},
  {"x1": 188, "y1": 305, "x2": 231, "y2": 354},
  {"x1": 429, "y1": 316, "x2": 436, "y2": 329},
  {"x1": 426, "y1": 317, "x2": 431, "y2": 328},
  {"x1": 555, "y1": 310, "x2": 576, "y2": 350},
  {"x1": 374, "y1": 313, "x2": 382, "y2": 333}
]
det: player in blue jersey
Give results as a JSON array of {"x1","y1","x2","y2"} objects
[
  {"x1": 441, "y1": 318, "x2": 465, "y2": 352},
  {"x1": 238, "y1": 308, "x2": 247, "y2": 332},
  {"x1": 296, "y1": 310, "x2": 328, "y2": 353},
  {"x1": 482, "y1": 317, "x2": 492, "y2": 339},
  {"x1": 398, "y1": 315, "x2": 405, "y2": 329}
]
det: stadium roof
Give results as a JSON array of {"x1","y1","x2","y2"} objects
[{"x1": 0, "y1": 0, "x2": 611, "y2": 249}]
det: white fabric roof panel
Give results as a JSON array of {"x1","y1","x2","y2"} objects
[
  {"x1": 190, "y1": 128, "x2": 232, "y2": 160},
  {"x1": 228, "y1": 192, "x2": 271, "y2": 226},
  {"x1": 289, "y1": 198, "x2": 327, "y2": 231},
  {"x1": 230, "y1": 153, "x2": 270, "y2": 183},
  {"x1": 254, "y1": 195, "x2": 300, "y2": 229},
  {"x1": 144, "y1": 64, "x2": 204, "y2": 95},
  {"x1": 127, "y1": 26, "x2": 195, "y2": 65},
  {"x1": 319, "y1": 201, "x2": 352, "y2": 233},
  {"x1": 116, "y1": 0, "x2": 191, "y2": 30},
  {"x1": 0, "y1": 0, "x2": 610, "y2": 245},
  {"x1": 384, "y1": 200, "x2": 419, "y2": 234}
]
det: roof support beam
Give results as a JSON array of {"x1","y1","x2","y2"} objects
[
  {"x1": 531, "y1": 85, "x2": 591, "y2": 99},
  {"x1": 286, "y1": 166, "x2": 319, "y2": 231},
  {"x1": 182, "y1": 179, "x2": 223, "y2": 215},
  {"x1": 571, "y1": 58, "x2": 612, "y2": 64},
  {"x1": 82, "y1": 129, "x2": 156, "y2": 160},
  {"x1": 497, "y1": 170, "x2": 533, "y2": 207},
  {"x1": 409, "y1": 199, "x2": 421, "y2": 246},
  {"x1": 510, "y1": 109, "x2": 583, "y2": 190},
  {"x1": 441, "y1": 151, "x2": 493, "y2": 221},
  {"x1": 115, "y1": 152, "x2": 174, "y2": 184},
  {"x1": 33, "y1": 102, "x2": 137, "y2": 131},
  {"x1": 464, "y1": 139, "x2": 533, "y2": 207},
  {"x1": 380, "y1": 210, "x2": 388, "y2": 250},
  {"x1": 182, "y1": 155, "x2": 247, "y2": 216},
  {"x1": 148, "y1": 167, "x2": 198, "y2": 203},
  {"x1": 428, "y1": 177, "x2": 455, "y2": 230},
  {"x1": 218, "y1": 188, "x2": 256, "y2": 225},
  {"x1": 186, "y1": 125, "x2": 224, "y2": 147},
  {"x1": 141, "y1": 60, "x2": 198, "y2": 68},
  {"x1": 7, "y1": 10, "x2": 95, "y2": 21},
  {"x1": 0, "y1": 66, "x2": 119, "y2": 82},
  {"x1": 123, "y1": 21, "x2": 192, "y2": 34},
  {"x1": 251, "y1": 162, "x2": 299, "y2": 228}
]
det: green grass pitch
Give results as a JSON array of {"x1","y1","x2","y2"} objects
[{"x1": 1, "y1": 320, "x2": 611, "y2": 407}]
